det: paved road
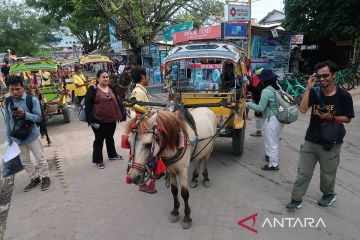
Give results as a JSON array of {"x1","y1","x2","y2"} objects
[{"x1": 3, "y1": 91, "x2": 360, "y2": 240}]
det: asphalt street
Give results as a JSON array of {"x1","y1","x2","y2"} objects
[{"x1": 3, "y1": 90, "x2": 360, "y2": 240}]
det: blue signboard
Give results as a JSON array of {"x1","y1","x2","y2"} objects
[
  {"x1": 223, "y1": 23, "x2": 247, "y2": 40},
  {"x1": 251, "y1": 33, "x2": 291, "y2": 76}
]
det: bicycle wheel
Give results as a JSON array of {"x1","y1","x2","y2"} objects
[
  {"x1": 340, "y1": 73, "x2": 355, "y2": 91},
  {"x1": 292, "y1": 86, "x2": 305, "y2": 105}
]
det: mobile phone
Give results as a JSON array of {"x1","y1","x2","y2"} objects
[{"x1": 11, "y1": 107, "x2": 18, "y2": 111}]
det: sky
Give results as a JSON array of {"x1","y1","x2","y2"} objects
[{"x1": 251, "y1": 0, "x2": 285, "y2": 22}]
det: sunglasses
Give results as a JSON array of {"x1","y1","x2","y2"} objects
[{"x1": 316, "y1": 73, "x2": 331, "y2": 80}]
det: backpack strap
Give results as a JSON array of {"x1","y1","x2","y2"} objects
[
  {"x1": 25, "y1": 94, "x2": 33, "y2": 113},
  {"x1": 269, "y1": 86, "x2": 280, "y2": 118},
  {"x1": 5, "y1": 96, "x2": 13, "y2": 110}
]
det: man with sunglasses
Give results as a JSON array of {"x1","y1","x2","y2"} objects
[{"x1": 286, "y1": 60, "x2": 354, "y2": 209}]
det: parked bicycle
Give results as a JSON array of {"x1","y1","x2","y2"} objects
[{"x1": 279, "y1": 73, "x2": 306, "y2": 105}]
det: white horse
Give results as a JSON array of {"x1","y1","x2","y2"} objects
[{"x1": 125, "y1": 108, "x2": 217, "y2": 229}]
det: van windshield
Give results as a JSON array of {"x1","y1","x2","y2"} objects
[{"x1": 166, "y1": 58, "x2": 236, "y2": 92}]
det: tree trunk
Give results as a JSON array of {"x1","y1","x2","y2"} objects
[{"x1": 128, "y1": 44, "x2": 142, "y2": 65}]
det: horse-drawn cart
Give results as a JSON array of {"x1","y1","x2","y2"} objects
[
  {"x1": 163, "y1": 41, "x2": 248, "y2": 155},
  {"x1": 9, "y1": 60, "x2": 71, "y2": 123}
]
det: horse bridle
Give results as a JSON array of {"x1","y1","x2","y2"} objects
[{"x1": 127, "y1": 115, "x2": 163, "y2": 182}]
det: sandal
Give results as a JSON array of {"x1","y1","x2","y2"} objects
[
  {"x1": 261, "y1": 165, "x2": 279, "y2": 171},
  {"x1": 250, "y1": 132, "x2": 262, "y2": 137},
  {"x1": 139, "y1": 184, "x2": 157, "y2": 194}
]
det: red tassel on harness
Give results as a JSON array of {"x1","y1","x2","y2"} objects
[
  {"x1": 121, "y1": 135, "x2": 131, "y2": 149},
  {"x1": 155, "y1": 158, "x2": 166, "y2": 177},
  {"x1": 125, "y1": 176, "x2": 132, "y2": 184},
  {"x1": 148, "y1": 178, "x2": 155, "y2": 191}
]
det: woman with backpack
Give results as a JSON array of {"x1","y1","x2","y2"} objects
[
  {"x1": 85, "y1": 70, "x2": 126, "y2": 169},
  {"x1": 245, "y1": 68, "x2": 284, "y2": 171}
]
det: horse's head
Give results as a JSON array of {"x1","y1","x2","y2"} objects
[{"x1": 124, "y1": 111, "x2": 188, "y2": 185}]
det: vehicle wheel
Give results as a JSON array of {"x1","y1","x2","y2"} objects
[
  {"x1": 293, "y1": 86, "x2": 305, "y2": 105},
  {"x1": 63, "y1": 108, "x2": 71, "y2": 123},
  {"x1": 232, "y1": 120, "x2": 246, "y2": 156}
]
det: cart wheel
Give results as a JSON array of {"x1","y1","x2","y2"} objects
[
  {"x1": 232, "y1": 120, "x2": 246, "y2": 156},
  {"x1": 63, "y1": 108, "x2": 71, "y2": 123}
]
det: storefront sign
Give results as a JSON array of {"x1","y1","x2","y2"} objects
[
  {"x1": 251, "y1": 33, "x2": 291, "y2": 75},
  {"x1": 173, "y1": 25, "x2": 222, "y2": 44},
  {"x1": 189, "y1": 64, "x2": 223, "y2": 69},
  {"x1": 223, "y1": 22, "x2": 248, "y2": 39},
  {"x1": 291, "y1": 35, "x2": 304, "y2": 45},
  {"x1": 224, "y1": 4, "x2": 251, "y2": 22}
]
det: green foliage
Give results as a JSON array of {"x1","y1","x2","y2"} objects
[
  {"x1": 27, "y1": 0, "x2": 110, "y2": 53},
  {"x1": 283, "y1": 0, "x2": 360, "y2": 41},
  {"x1": 27, "y1": 0, "x2": 224, "y2": 62},
  {"x1": 0, "y1": 2, "x2": 54, "y2": 56}
]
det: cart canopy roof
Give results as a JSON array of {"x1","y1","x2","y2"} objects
[
  {"x1": 9, "y1": 61, "x2": 57, "y2": 75},
  {"x1": 80, "y1": 54, "x2": 112, "y2": 65},
  {"x1": 164, "y1": 42, "x2": 247, "y2": 63}
]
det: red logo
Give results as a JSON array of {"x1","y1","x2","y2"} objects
[
  {"x1": 237, "y1": 213, "x2": 258, "y2": 234},
  {"x1": 230, "y1": 7, "x2": 237, "y2": 17}
]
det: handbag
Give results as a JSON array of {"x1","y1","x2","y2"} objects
[
  {"x1": 11, "y1": 118, "x2": 33, "y2": 140},
  {"x1": 2, "y1": 142, "x2": 24, "y2": 178},
  {"x1": 320, "y1": 122, "x2": 345, "y2": 144},
  {"x1": 6, "y1": 95, "x2": 34, "y2": 140},
  {"x1": 2, "y1": 155, "x2": 24, "y2": 177}
]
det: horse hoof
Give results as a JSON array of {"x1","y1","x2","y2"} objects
[
  {"x1": 203, "y1": 180, "x2": 211, "y2": 188},
  {"x1": 182, "y1": 220, "x2": 192, "y2": 229},
  {"x1": 190, "y1": 181, "x2": 198, "y2": 188},
  {"x1": 169, "y1": 214, "x2": 179, "y2": 223}
]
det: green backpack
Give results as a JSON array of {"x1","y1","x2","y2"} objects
[{"x1": 267, "y1": 86, "x2": 300, "y2": 124}]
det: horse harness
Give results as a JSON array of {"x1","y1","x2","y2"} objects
[{"x1": 127, "y1": 109, "x2": 235, "y2": 178}]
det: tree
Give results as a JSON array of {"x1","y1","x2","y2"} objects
[
  {"x1": 27, "y1": 0, "x2": 110, "y2": 53},
  {"x1": 283, "y1": 0, "x2": 360, "y2": 41},
  {"x1": 27, "y1": 0, "x2": 224, "y2": 63},
  {"x1": 65, "y1": 12, "x2": 110, "y2": 53},
  {"x1": 0, "y1": 2, "x2": 54, "y2": 56}
]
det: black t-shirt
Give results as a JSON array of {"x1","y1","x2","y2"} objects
[{"x1": 305, "y1": 87, "x2": 355, "y2": 144}]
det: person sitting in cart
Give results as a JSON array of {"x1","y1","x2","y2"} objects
[{"x1": 220, "y1": 62, "x2": 235, "y2": 91}]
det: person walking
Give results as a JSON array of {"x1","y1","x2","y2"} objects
[
  {"x1": 85, "y1": 70, "x2": 125, "y2": 169},
  {"x1": 73, "y1": 64, "x2": 90, "y2": 105},
  {"x1": 245, "y1": 68, "x2": 284, "y2": 170},
  {"x1": 245, "y1": 60, "x2": 265, "y2": 137},
  {"x1": 286, "y1": 61, "x2": 354, "y2": 209},
  {"x1": 5, "y1": 75, "x2": 50, "y2": 191}
]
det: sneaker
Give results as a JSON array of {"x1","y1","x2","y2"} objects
[
  {"x1": 97, "y1": 162, "x2": 105, "y2": 169},
  {"x1": 286, "y1": 200, "x2": 302, "y2": 209},
  {"x1": 108, "y1": 155, "x2": 123, "y2": 161},
  {"x1": 261, "y1": 165, "x2": 279, "y2": 171},
  {"x1": 41, "y1": 177, "x2": 51, "y2": 191},
  {"x1": 24, "y1": 176, "x2": 41, "y2": 192},
  {"x1": 318, "y1": 194, "x2": 336, "y2": 207}
]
